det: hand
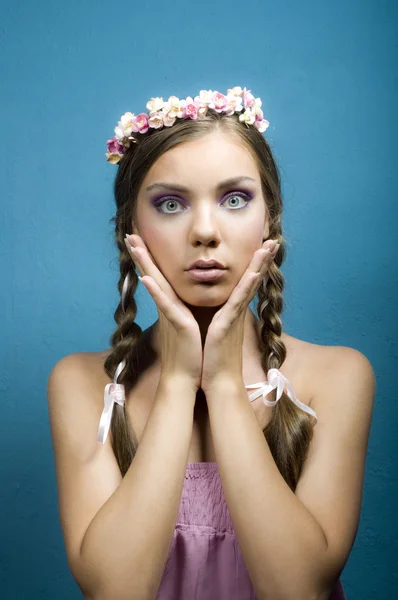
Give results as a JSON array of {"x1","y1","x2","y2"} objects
[
  {"x1": 124, "y1": 234, "x2": 203, "y2": 392},
  {"x1": 200, "y1": 239, "x2": 280, "y2": 396}
]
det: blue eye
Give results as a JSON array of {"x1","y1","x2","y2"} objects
[{"x1": 153, "y1": 191, "x2": 252, "y2": 215}]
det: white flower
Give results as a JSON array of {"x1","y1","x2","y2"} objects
[
  {"x1": 114, "y1": 112, "x2": 136, "y2": 139},
  {"x1": 227, "y1": 86, "x2": 243, "y2": 97},
  {"x1": 146, "y1": 97, "x2": 165, "y2": 114},
  {"x1": 162, "y1": 112, "x2": 177, "y2": 126},
  {"x1": 224, "y1": 93, "x2": 243, "y2": 116},
  {"x1": 162, "y1": 95, "x2": 183, "y2": 118},
  {"x1": 194, "y1": 90, "x2": 213, "y2": 107},
  {"x1": 239, "y1": 108, "x2": 256, "y2": 125},
  {"x1": 114, "y1": 125, "x2": 125, "y2": 141},
  {"x1": 148, "y1": 112, "x2": 164, "y2": 129}
]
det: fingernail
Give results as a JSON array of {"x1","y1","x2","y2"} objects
[
  {"x1": 125, "y1": 234, "x2": 135, "y2": 246},
  {"x1": 125, "y1": 239, "x2": 136, "y2": 256}
]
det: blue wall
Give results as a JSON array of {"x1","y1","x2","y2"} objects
[{"x1": 1, "y1": 0, "x2": 397, "y2": 597}]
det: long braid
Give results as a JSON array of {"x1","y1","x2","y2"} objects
[
  {"x1": 256, "y1": 235, "x2": 315, "y2": 492},
  {"x1": 103, "y1": 232, "x2": 142, "y2": 477}
]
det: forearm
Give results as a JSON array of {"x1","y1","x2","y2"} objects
[
  {"x1": 206, "y1": 380, "x2": 328, "y2": 600},
  {"x1": 80, "y1": 376, "x2": 196, "y2": 600}
]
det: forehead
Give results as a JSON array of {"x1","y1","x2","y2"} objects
[{"x1": 142, "y1": 130, "x2": 260, "y2": 188}]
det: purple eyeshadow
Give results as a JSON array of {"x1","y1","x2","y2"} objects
[
  {"x1": 150, "y1": 189, "x2": 254, "y2": 208},
  {"x1": 150, "y1": 194, "x2": 180, "y2": 207}
]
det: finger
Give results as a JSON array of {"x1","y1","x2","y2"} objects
[
  {"x1": 249, "y1": 242, "x2": 280, "y2": 294},
  {"x1": 124, "y1": 238, "x2": 146, "y2": 278},
  {"x1": 138, "y1": 275, "x2": 193, "y2": 330},
  {"x1": 124, "y1": 235, "x2": 178, "y2": 300},
  {"x1": 226, "y1": 248, "x2": 273, "y2": 318},
  {"x1": 218, "y1": 267, "x2": 261, "y2": 326},
  {"x1": 249, "y1": 248, "x2": 272, "y2": 290},
  {"x1": 248, "y1": 246, "x2": 278, "y2": 295}
]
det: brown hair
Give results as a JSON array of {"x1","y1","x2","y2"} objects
[{"x1": 104, "y1": 108, "x2": 315, "y2": 491}]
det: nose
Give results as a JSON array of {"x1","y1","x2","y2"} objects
[{"x1": 188, "y1": 203, "x2": 224, "y2": 241}]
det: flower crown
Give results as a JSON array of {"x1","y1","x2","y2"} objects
[{"x1": 105, "y1": 86, "x2": 270, "y2": 165}]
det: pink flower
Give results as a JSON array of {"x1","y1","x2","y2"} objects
[
  {"x1": 106, "y1": 137, "x2": 124, "y2": 154},
  {"x1": 254, "y1": 119, "x2": 270, "y2": 133},
  {"x1": 253, "y1": 106, "x2": 264, "y2": 122},
  {"x1": 209, "y1": 91, "x2": 228, "y2": 113},
  {"x1": 242, "y1": 87, "x2": 256, "y2": 109},
  {"x1": 132, "y1": 113, "x2": 149, "y2": 133},
  {"x1": 182, "y1": 97, "x2": 200, "y2": 119}
]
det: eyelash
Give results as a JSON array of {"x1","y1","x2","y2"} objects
[{"x1": 153, "y1": 191, "x2": 253, "y2": 214}]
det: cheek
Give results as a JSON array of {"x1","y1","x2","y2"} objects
[
  {"x1": 141, "y1": 226, "x2": 176, "y2": 271},
  {"x1": 240, "y1": 221, "x2": 266, "y2": 252},
  {"x1": 140, "y1": 224, "x2": 163, "y2": 248}
]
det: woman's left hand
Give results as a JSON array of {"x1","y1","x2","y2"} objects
[{"x1": 200, "y1": 239, "x2": 280, "y2": 396}]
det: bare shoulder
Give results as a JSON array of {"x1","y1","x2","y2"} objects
[
  {"x1": 297, "y1": 336, "x2": 375, "y2": 413},
  {"x1": 282, "y1": 333, "x2": 376, "y2": 409},
  {"x1": 309, "y1": 341, "x2": 375, "y2": 392},
  {"x1": 49, "y1": 350, "x2": 111, "y2": 386},
  {"x1": 47, "y1": 351, "x2": 113, "y2": 456},
  {"x1": 284, "y1": 331, "x2": 374, "y2": 373}
]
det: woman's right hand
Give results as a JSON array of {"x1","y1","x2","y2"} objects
[{"x1": 125, "y1": 234, "x2": 203, "y2": 392}]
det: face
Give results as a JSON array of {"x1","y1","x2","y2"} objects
[{"x1": 134, "y1": 129, "x2": 269, "y2": 311}]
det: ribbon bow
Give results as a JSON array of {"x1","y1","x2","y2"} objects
[
  {"x1": 245, "y1": 368, "x2": 318, "y2": 422},
  {"x1": 97, "y1": 360, "x2": 127, "y2": 444}
]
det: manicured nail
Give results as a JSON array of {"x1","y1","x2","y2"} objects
[{"x1": 125, "y1": 238, "x2": 137, "y2": 256}]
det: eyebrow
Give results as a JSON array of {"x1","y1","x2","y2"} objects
[{"x1": 145, "y1": 176, "x2": 257, "y2": 194}]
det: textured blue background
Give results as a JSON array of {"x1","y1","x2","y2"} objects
[{"x1": 1, "y1": 0, "x2": 397, "y2": 597}]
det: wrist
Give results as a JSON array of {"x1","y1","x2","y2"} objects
[
  {"x1": 203, "y1": 376, "x2": 244, "y2": 399},
  {"x1": 158, "y1": 374, "x2": 198, "y2": 402}
]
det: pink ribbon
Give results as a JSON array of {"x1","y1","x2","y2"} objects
[
  {"x1": 245, "y1": 368, "x2": 318, "y2": 422},
  {"x1": 97, "y1": 360, "x2": 127, "y2": 444}
]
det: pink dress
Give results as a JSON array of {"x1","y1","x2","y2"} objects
[{"x1": 156, "y1": 462, "x2": 346, "y2": 600}]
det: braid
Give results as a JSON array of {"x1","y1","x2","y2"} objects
[
  {"x1": 103, "y1": 234, "x2": 142, "y2": 477},
  {"x1": 256, "y1": 235, "x2": 315, "y2": 492}
]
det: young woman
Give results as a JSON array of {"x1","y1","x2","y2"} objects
[{"x1": 47, "y1": 87, "x2": 376, "y2": 600}]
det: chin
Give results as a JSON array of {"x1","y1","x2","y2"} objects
[{"x1": 183, "y1": 295, "x2": 229, "y2": 309}]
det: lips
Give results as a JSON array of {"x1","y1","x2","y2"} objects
[
  {"x1": 187, "y1": 259, "x2": 226, "y2": 270},
  {"x1": 187, "y1": 268, "x2": 227, "y2": 282}
]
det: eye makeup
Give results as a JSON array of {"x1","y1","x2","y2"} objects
[{"x1": 150, "y1": 189, "x2": 255, "y2": 214}]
